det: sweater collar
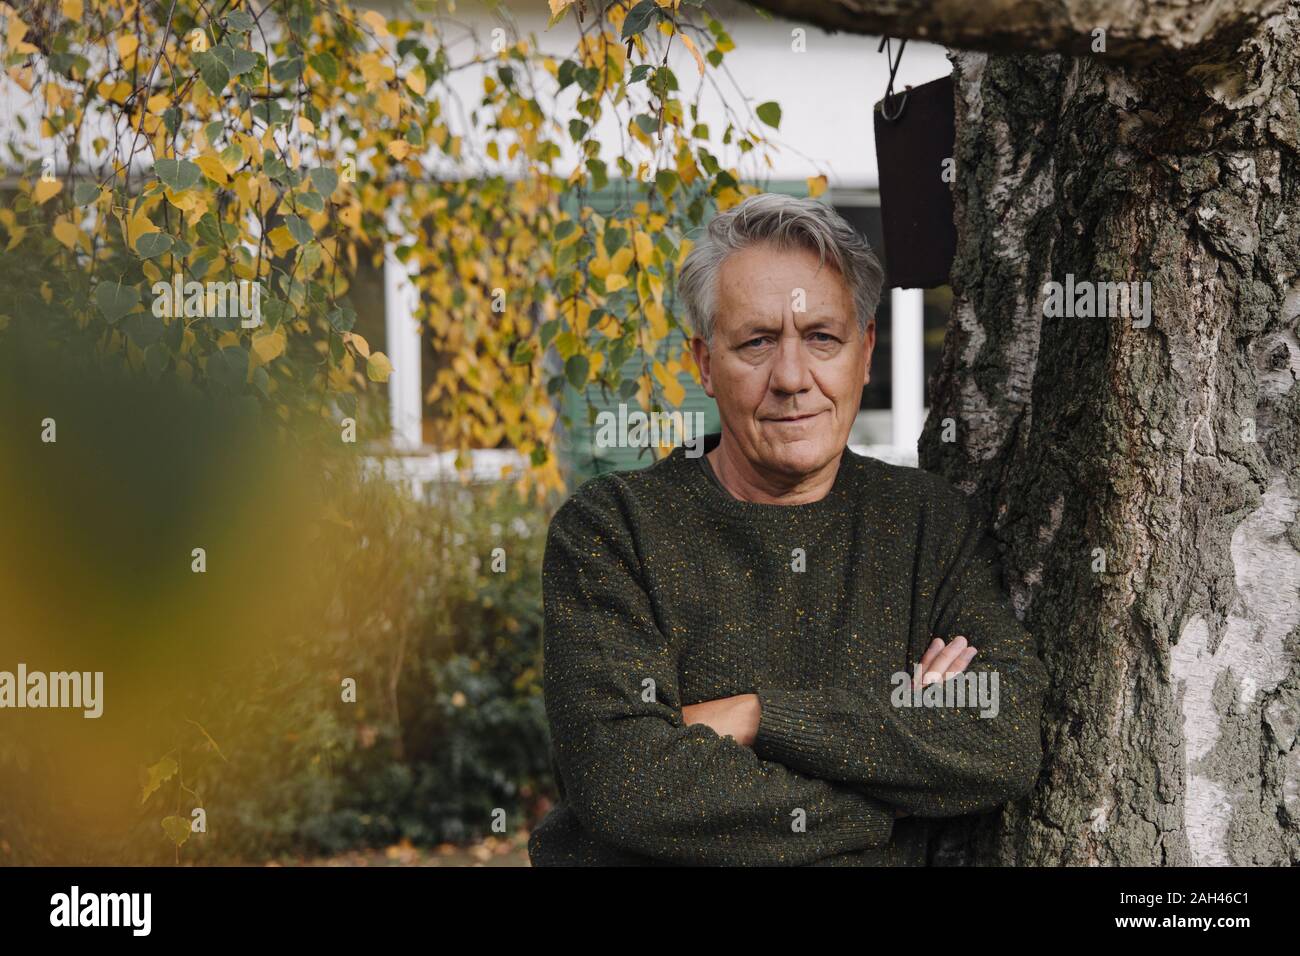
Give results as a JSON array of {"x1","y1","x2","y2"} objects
[{"x1": 675, "y1": 432, "x2": 861, "y2": 514}]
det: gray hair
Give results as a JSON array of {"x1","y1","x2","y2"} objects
[{"x1": 676, "y1": 193, "x2": 885, "y2": 343}]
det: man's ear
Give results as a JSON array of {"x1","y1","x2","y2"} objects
[
  {"x1": 690, "y1": 335, "x2": 715, "y2": 398},
  {"x1": 861, "y1": 318, "x2": 876, "y2": 386}
]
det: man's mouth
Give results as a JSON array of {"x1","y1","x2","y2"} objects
[{"x1": 764, "y1": 410, "x2": 826, "y2": 423}]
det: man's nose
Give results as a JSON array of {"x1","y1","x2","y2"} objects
[{"x1": 769, "y1": 336, "x2": 812, "y2": 394}]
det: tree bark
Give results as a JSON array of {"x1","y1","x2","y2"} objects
[
  {"x1": 748, "y1": 0, "x2": 1287, "y2": 61},
  {"x1": 749, "y1": 0, "x2": 1300, "y2": 864}
]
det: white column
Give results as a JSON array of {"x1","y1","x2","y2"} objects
[
  {"x1": 890, "y1": 287, "x2": 925, "y2": 454},
  {"x1": 383, "y1": 216, "x2": 423, "y2": 452}
]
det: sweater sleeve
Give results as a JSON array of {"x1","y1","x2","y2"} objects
[
  {"x1": 540, "y1": 480, "x2": 895, "y2": 865},
  {"x1": 751, "y1": 487, "x2": 1049, "y2": 818}
]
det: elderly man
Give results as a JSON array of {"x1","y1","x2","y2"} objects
[{"x1": 528, "y1": 193, "x2": 1049, "y2": 866}]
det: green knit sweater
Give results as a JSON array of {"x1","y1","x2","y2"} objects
[{"x1": 528, "y1": 434, "x2": 1049, "y2": 866}]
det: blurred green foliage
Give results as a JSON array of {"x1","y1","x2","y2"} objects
[{"x1": 132, "y1": 469, "x2": 551, "y2": 864}]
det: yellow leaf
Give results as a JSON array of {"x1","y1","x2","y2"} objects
[
  {"x1": 33, "y1": 178, "x2": 63, "y2": 205},
  {"x1": 267, "y1": 225, "x2": 296, "y2": 257},
  {"x1": 634, "y1": 231, "x2": 654, "y2": 268},
  {"x1": 405, "y1": 70, "x2": 426, "y2": 97},
  {"x1": 62, "y1": 0, "x2": 84, "y2": 21},
  {"x1": 7, "y1": 17, "x2": 39, "y2": 55},
  {"x1": 361, "y1": 10, "x2": 389, "y2": 37},
  {"x1": 679, "y1": 32, "x2": 706, "y2": 77},
  {"x1": 5, "y1": 226, "x2": 27, "y2": 252},
  {"x1": 251, "y1": 329, "x2": 286, "y2": 365},
  {"x1": 645, "y1": 301, "x2": 668, "y2": 340},
  {"x1": 807, "y1": 174, "x2": 828, "y2": 198},
  {"x1": 116, "y1": 35, "x2": 139, "y2": 62},
  {"x1": 367, "y1": 351, "x2": 393, "y2": 383},
  {"x1": 219, "y1": 145, "x2": 245, "y2": 175},
  {"x1": 715, "y1": 186, "x2": 743, "y2": 211},
  {"x1": 605, "y1": 274, "x2": 628, "y2": 292},
  {"x1": 549, "y1": 0, "x2": 577, "y2": 15},
  {"x1": 676, "y1": 237, "x2": 694, "y2": 268},
  {"x1": 194, "y1": 154, "x2": 229, "y2": 186},
  {"x1": 52, "y1": 219, "x2": 78, "y2": 249},
  {"x1": 610, "y1": 247, "x2": 635, "y2": 274},
  {"x1": 376, "y1": 90, "x2": 400, "y2": 124},
  {"x1": 386, "y1": 139, "x2": 412, "y2": 160},
  {"x1": 346, "y1": 332, "x2": 371, "y2": 358},
  {"x1": 664, "y1": 374, "x2": 685, "y2": 406},
  {"x1": 123, "y1": 203, "x2": 160, "y2": 248}
]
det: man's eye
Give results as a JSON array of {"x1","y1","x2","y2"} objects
[
  {"x1": 809, "y1": 333, "x2": 839, "y2": 344},
  {"x1": 741, "y1": 337, "x2": 770, "y2": 349}
]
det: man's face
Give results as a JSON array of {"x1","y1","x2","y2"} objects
[{"x1": 691, "y1": 241, "x2": 875, "y2": 482}]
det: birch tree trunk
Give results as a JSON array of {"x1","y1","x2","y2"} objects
[{"x1": 751, "y1": 0, "x2": 1300, "y2": 865}]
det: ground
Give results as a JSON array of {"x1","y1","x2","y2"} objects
[{"x1": 270, "y1": 832, "x2": 532, "y2": 867}]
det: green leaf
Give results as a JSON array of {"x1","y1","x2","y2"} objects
[
  {"x1": 141, "y1": 756, "x2": 178, "y2": 804},
  {"x1": 212, "y1": 44, "x2": 258, "y2": 78},
  {"x1": 195, "y1": 212, "x2": 226, "y2": 247},
  {"x1": 195, "y1": 51, "x2": 229, "y2": 94},
  {"x1": 565, "y1": 354, "x2": 590, "y2": 390},
  {"x1": 603, "y1": 227, "x2": 628, "y2": 255},
  {"x1": 510, "y1": 341, "x2": 534, "y2": 365},
  {"x1": 628, "y1": 64, "x2": 652, "y2": 84},
  {"x1": 95, "y1": 280, "x2": 140, "y2": 324},
  {"x1": 556, "y1": 59, "x2": 577, "y2": 91},
  {"x1": 134, "y1": 232, "x2": 173, "y2": 258},
  {"x1": 650, "y1": 67, "x2": 678, "y2": 96},
  {"x1": 308, "y1": 52, "x2": 338, "y2": 83},
  {"x1": 575, "y1": 66, "x2": 599, "y2": 94},
  {"x1": 756, "y1": 101, "x2": 782, "y2": 128},
  {"x1": 283, "y1": 214, "x2": 314, "y2": 245},
  {"x1": 161, "y1": 815, "x2": 191, "y2": 847},
  {"x1": 309, "y1": 167, "x2": 338, "y2": 196},
  {"x1": 655, "y1": 169, "x2": 679, "y2": 195},
  {"x1": 327, "y1": 305, "x2": 356, "y2": 333},
  {"x1": 124, "y1": 311, "x2": 165, "y2": 348},
  {"x1": 270, "y1": 56, "x2": 303, "y2": 84},
  {"x1": 154, "y1": 158, "x2": 201, "y2": 191},
  {"x1": 621, "y1": 0, "x2": 659, "y2": 40},
  {"x1": 634, "y1": 114, "x2": 659, "y2": 136},
  {"x1": 297, "y1": 192, "x2": 324, "y2": 213},
  {"x1": 73, "y1": 182, "x2": 100, "y2": 205},
  {"x1": 366, "y1": 351, "x2": 392, "y2": 382},
  {"x1": 207, "y1": 346, "x2": 249, "y2": 391},
  {"x1": 225, "y1": 10, "x2": 255, "y2": 32},
  {"x1": 553, "y1": 220, "x2": 576, "y2": 242}
]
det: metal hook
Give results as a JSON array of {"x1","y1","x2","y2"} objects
[{"x1": 878, "y1": 36, "x2": 909, "y2": 122}]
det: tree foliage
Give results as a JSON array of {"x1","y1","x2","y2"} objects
[{"x1": 1, "y1": 0, "x2": 793, "y2": 498}]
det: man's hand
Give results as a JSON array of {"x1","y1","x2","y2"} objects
[
  {"x1": 914, "y1": 635, "x2": 977, "y2": 688},
  {"x1": 681, "y1": 693, "x2": 761, "y2": 747}
]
